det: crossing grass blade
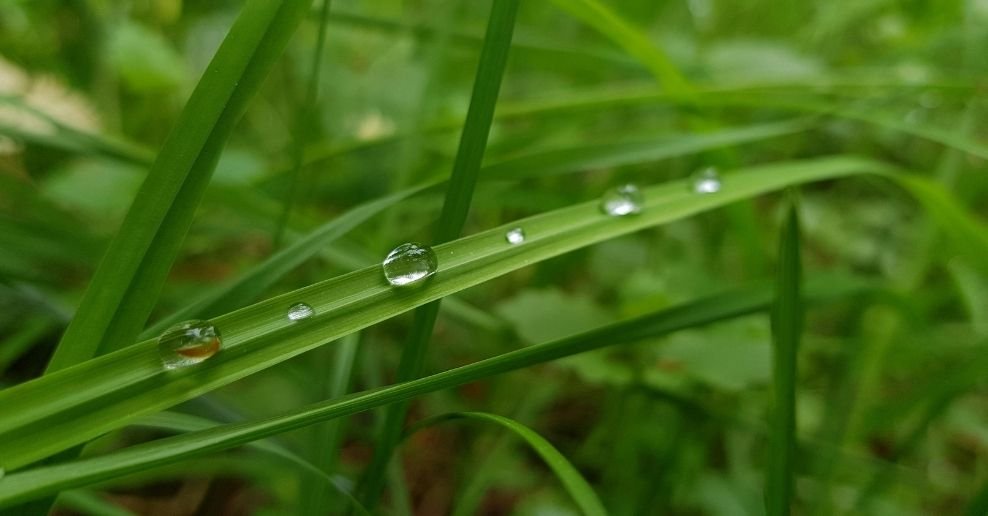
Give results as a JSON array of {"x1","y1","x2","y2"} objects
[
  {"x1": 406, "y1": 412, "x2": 608, "y2": 516},
  {"x1": 45, "y1": 0, "x2": 315, "y2": 371},
  {"x1": 0, "y1": 156, "x2": 980, "y2": 473},
  {"x1": 359, "y1": 0, "x2": 520, "y2": 506},
  {"x1": 765, "y1": 196, "x2": 802, "y2": 516}
]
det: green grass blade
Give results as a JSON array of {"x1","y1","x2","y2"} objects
[
  {"x1": 132, "y1": 411, "x2": 371, "y2": 516},
  {"x1": 2, "y1": 157, "x2": 976, "y2": 472},
  {"x1": 765, "y1": 195, "x2": 802, "y2": 516},
  {"x1": 0, "y1": 286, "x2": 780, "y2": 505},
  {"x1": 46, "y1": 0, "x2": 314, "y2": 371},
  {"x1": 272, "y1": 0, "x2": 333, "y2": 248},
  {"x1": 548, "y1": 0, "x2": 690, "y2": 95},
  {"x1": 406, "y1": 412, "x2": 608, "y2": 516},
  {"x1": 359, "y1": 0, "x2": 520, "y2": 507}
]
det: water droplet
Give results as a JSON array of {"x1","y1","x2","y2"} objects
[
  {"x1": 691, "y1": 167, "x2": 722, "y2": 194},
  {"x1": 158, "y1": 320, "x2": 222, "y2": 370},
  {"x1": 600, "y1": 184, "x2": 643, "y2": 216},
  {"x1": 382, "y1": 242, "x2": 438, "y2": 287},
  {"x1": 287, "y1": 302, "x2": 315, "y2": 321},
  {"x1": 505, "y1": 227, "x2": 525, "y2": 245}
]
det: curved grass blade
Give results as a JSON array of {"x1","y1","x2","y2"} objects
[
  {"x1": 0, "y1": 285, "x2": 782, "y2": 505},
  {"x1": 548, "y1": 0, "x2": 689, "y2": 96},
  {"x1": 132, "y1": 411, "x2": 371, "y2": 516},
  {"x1": 1, "y1": 157, "x2": 974, "y2": 472},
  {"x1": 406, "y1": 412, "x2": 607, "y2": 516},
  {"x1": 360, "y1": 0, "x2": 520, "y2": 506},
  {"x1": 765, "y1": 196, "x2": 802, "y2": 516},
  {"x1": 46, "y1": 0, "x2": 315, "y2": 371}
]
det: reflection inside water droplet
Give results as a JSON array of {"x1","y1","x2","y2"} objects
[
  {"x1": 600, "y1": 184, "x2": 643, "y2": 216},
  {"x1": 691, "y1": 167, "x2": 722, "y2": 194},
  {"x1": 382, "y1": 242, "x2": 438, "y2": 287},
  {"x1": 505, "y1": 227, "x2": 525, "y2": 245},
  {"x1": 287, "y1": 302, "x2": 315, "y2": 321},
  {"x1": 158, "y1": 320, "x2": 222, "y2": 370}
]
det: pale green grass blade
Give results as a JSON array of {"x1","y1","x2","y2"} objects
[
  {"x1": 2, "y1": 157, "x2": 978, "y2": 471},
  {"x1": 360, "y1": 0, "x2": 520, "y2": 506},
  {"x1": 548, "y1": 0, "x2": 690, "y2": 95},
  {"x1": 56, "y1": 490, "x2": 135, "y2": 516},
  {"x1": 46, "y1": 0, "x2": 314, "y2": 371},
  {"x1": 765, "y1": 196, "x2": 802, "y2": 516},
  {"x1": 407, "y1": 412, "x2": 608, "y2": 516}
]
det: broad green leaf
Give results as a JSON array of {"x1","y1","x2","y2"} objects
[{"x1": 407, "y1": 412, "x2": 608, "y2": 516}]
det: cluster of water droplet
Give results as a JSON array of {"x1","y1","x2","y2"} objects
[{"x1": 156, "y1": 169, "x2": 724, "y2": 370}]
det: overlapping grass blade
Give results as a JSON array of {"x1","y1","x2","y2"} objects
[
  {"x1": 1, "y1": 156, "x2": 979, "y2": 472},
  {"x1": 46, "y1": 0, "x2": 314, "y2": 371},
  {"x1": 765, "y1": 196, "x2": 802, "y2": 515},
  {"x1": 407, "y1": 412, "x2": 608, "y2": 516},
  {"x1": 360, "y1": 0, "x2": 520, "y2": 506}
]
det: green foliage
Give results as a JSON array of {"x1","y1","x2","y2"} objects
[{"x1": 1, "y1": 0, "x2": 986, "y2": 513}]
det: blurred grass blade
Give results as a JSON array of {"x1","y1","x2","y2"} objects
[
  {"x1": 132, "y1": 411, "x2": 371, "y2": 516},
  {"x1": 766, "y1": 195, "x2": 802, "y2": 516},
  {"x1": 0, "y1": 157, "x2": 923, "y2": 470},
  {"x1": 0, "y1": 286, "x2": 783, "y2": 504},
  {"x1": 55, "y1": 490, "x2": 135, "y2": 516},
  {"x1": 548, "y1": 0, "x2": 690, "y2": 95},
  {"x1": 481, "y1": 119, "x2": 812, "y2": 180},
  {"x1": 360, "y1": 0, "x2": 519, "y2": 507},
  {"x1": 273, "y1": 0, "x2": 333, "y2": 247},
  {"x1": 46, "y1": 0, "x2": 315, "y2": 371},
  {"x1": 406, "y1": 412, "x2": 608, "y2": 516}
]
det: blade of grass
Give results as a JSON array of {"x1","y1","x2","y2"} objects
[
  {"x1": 2, "y1": 157, "x2": 976, "y2": 471},
  {"x1": 765, "y1": 194, "x2": 802, "y2": 516},
  {"x1": 46, "y1": 0, "x2": 315, "y2": 371},
  {"x1": 406, "y1": 412, "x2": 607, "y2": 516},
  {"x1": 273, "y1": 0, "x2": 333, "y2": 248},
  {"x1": 359, "y1": 0, "x2": 519, "y2": 507},
  {"x1": 548, "y1": 0, "x2": 690, "y2": 96}
]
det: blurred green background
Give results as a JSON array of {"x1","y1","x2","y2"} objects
[{"x1": 1, "y1": 0, "x2": 987, "y2": 514}]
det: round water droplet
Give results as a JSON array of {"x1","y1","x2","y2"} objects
[
  {"x1": 691, "y1": 167, "x2": 722, "y2": 194},
  {"x1": 158, "y1": 320, "x2": 222, "y2": 370},
  {"x1": 505, "y1": 227, "x2": 525, "y2": 245},
  {"x1": 382, "y1": 242, "x2": 438, "y2": 287},
  {"x1": 600, "y1": 184, "x2": 643, "y2": 216},
  {"x1": 287, "y1": 302, "x2": 315, "y2": 321}
]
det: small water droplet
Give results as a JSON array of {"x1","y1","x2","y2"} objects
[
  {"x1": 383, "y1": 242, "x2": 438, "y2": 287},
  {"x1": 287, "y1": 302, "x2": 315, "y2": 321},
  {"x1": 691, "y1": 167, "x2": 722, "y2": 194},
  {"x1": 158, "y1": 320, "x2": 222, "y2": 370},
  {"x1": 600, "y1": 184, "x2": 643, "y2": 216},
  {"x1": 505, "y1": 227, "x2": 525, "y2": 245}
]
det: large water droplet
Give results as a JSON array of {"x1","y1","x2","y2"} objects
[
  {"x1": 158, "y1": 320, "x2": 222, "y2": 370},
  {"x1": 505, "y1": 227, "x2": 525, "y2": 245},
  {"x1": 383, "y1": 242, "x2": 438, "y2": 287},
  {"x1": 691, "y1": 167, "x2": 722, "y2": 194},
  {"x1": 600, "y1": 184, "x2": 643, "y2": 216},
  {"x1": 287, "y1": 302, "x2": 315, "y2": 321}
]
